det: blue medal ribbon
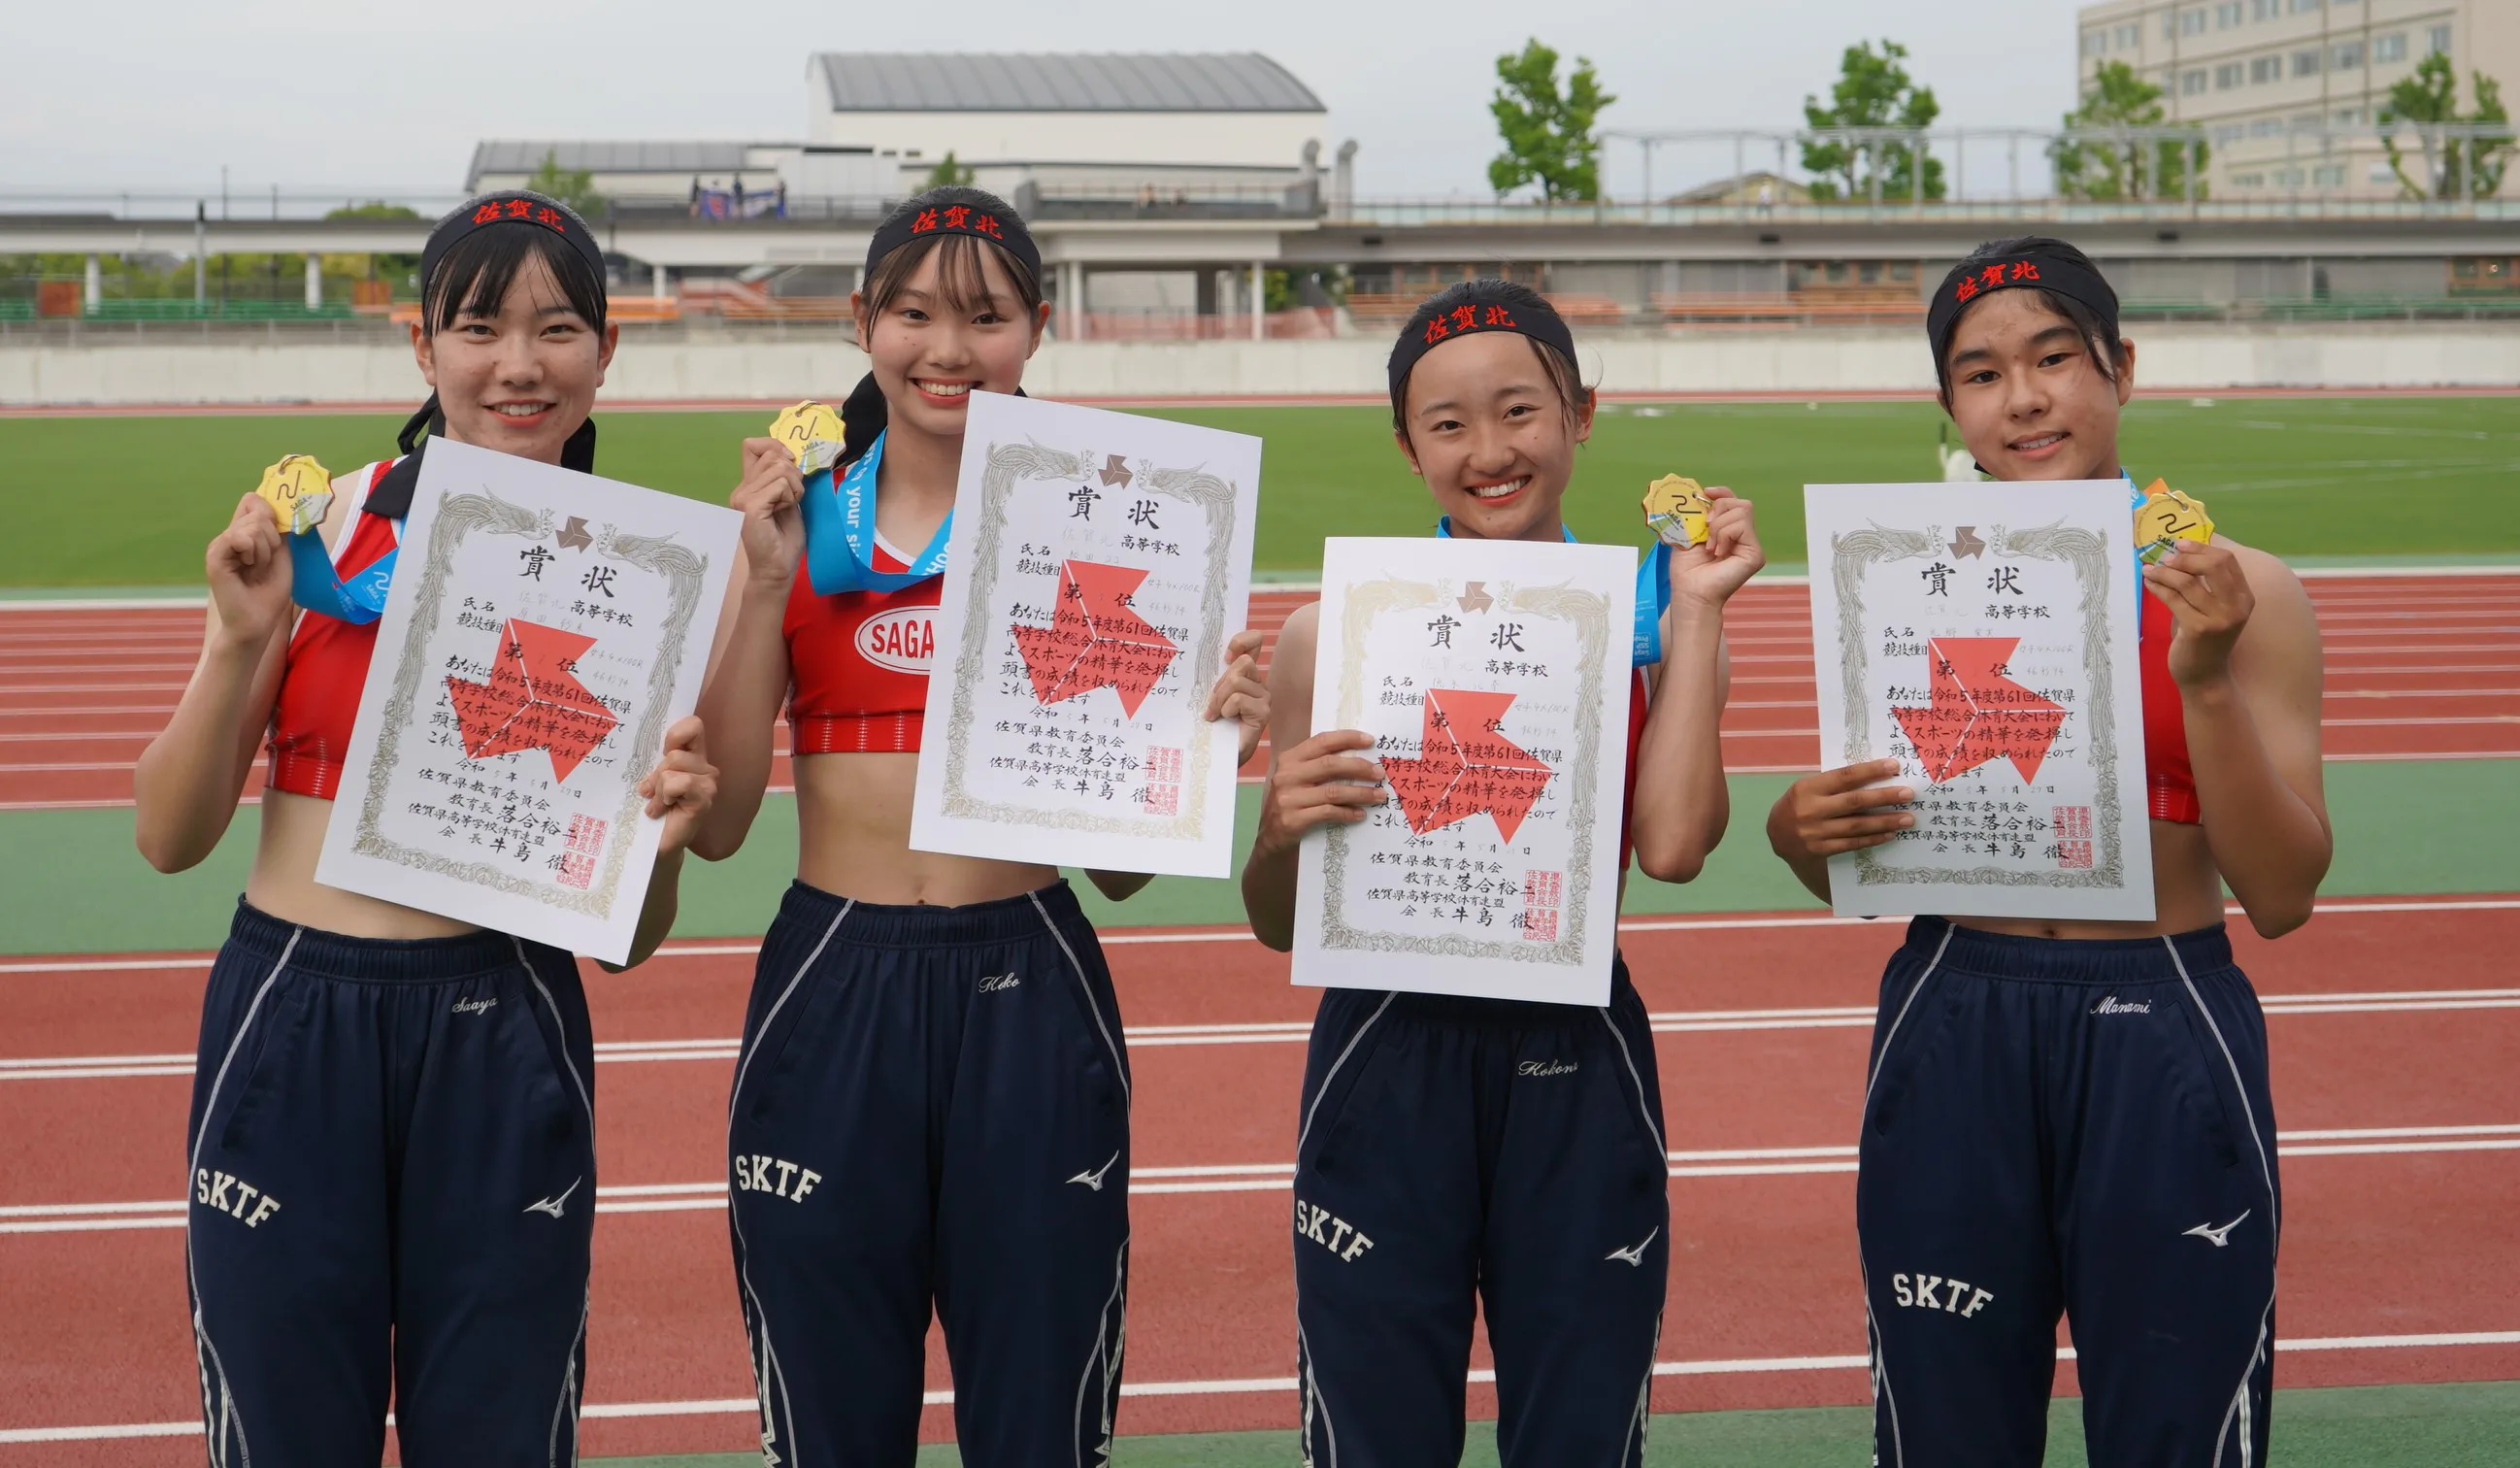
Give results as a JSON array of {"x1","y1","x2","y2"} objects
[
  {"x1": 285, "y1": 523, "x2": 396, "y2": 626},
  {"x1": 2123, "y1": 468, "x2": 2150, "y2": 629},
  {"x1": 1435, "y1": 517, "x2": 1670, "y2": 668},
  {"x1": 797, "y1": 430, "x2": 951, "y2": 595}
]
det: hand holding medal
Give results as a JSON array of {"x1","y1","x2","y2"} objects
[
  {"x1": 2136, "y1": 479, "x2": 2253, "y2": 687},
  {"x1": 1645, "y1": 473, "x2": 1764, "y2": 613}
]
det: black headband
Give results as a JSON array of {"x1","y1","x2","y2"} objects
[
  {"x1": 864, "y1": 189, "x2": 1040, "y2": 284},
  {"x1": 1926, "y1": 246, "x2": 2120, "y2": 372},
  {"x1": 1387, "y1": 285, "x2": 1578, "y2": 407},
  {"x1": 421, "y1": 190, "x2": 607, "y2": 304}
]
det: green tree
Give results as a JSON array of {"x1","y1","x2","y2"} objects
[
  {"x1": 2053, "y1": 61, "x2": 2208, "y2": 200},
  {"x1": 1487, "y1": 39, "x2": 1615, "y2": 202},
  {"x1": 1800, "y1": 40, "x2": 1945, "y2": 203},
  {"x1": 925, "y1": 151, "x2": 977, "y2": 188},
  {"x1": 2380, "y1": 53, "x2": 2513, "y2": 199},
  {"x1": 526, "y1": 150, "x2": 606, "y2": 217}
]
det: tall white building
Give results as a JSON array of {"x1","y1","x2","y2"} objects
[{"x1": 2072, "y1": 0, "x2": 2518, "y2": 198}]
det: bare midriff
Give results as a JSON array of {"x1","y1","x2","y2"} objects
[
  {"x1": 792, "y1": 751, "x2": 1058, "y2": 906},
  {"x1": 242, "y1": 789, "x2": 481, "y2": 939},
  {"x1": 1952, "y1": 819, "x2": 2225, "y2": 941}
]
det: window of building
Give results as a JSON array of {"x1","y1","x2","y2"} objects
[
  {"x1": 2334, "y1": 40, "x2": 2364, "y2": 69},
  {"x1": 2312, "y1": 164, "x2": 2345, "y2": 185},
  {"x1": 2250, "y1": 54, "x2": 2282, "y2": 83},
  {"x1": 2292, "y1": 113, "x2": 2322, "y2": 131},
  {"x1": 2117, "y1": 22, "x2": 2142, "y2": 49},
  {"x1": 2165, "y1": 13, "x2": 2180, "y2": 39},
  {"x1": 2250, "y1": 0, "x2": 2279, "y2": 19},
  {"x1": 2233, "y1": 172, "x2": 2267, "y2": 186},
  {"x1": 2213, "y1": 123, "x2": 2247, "y2": 145},
  {"x1": 2216, "y1": 61, "x2": 2245, "y2": 88},
  {"x1": 2250, "y1": 117, "x2": 2287, "y2": 136},
  {"x1": 2290, "y1": 0, "x2": 2321, "y2": 13},
  {"x1": 2182, "y1": 69, "x2": 2209, "y2": 95},
  {"x1": 2083, "y1": 29, "x2": 2106, "y2": 56},
  {"x1": 2374, "y1": 33, "x2": 2406, "y2": 62},
  {"x1": 2216, "y1": 1, "x2": 2242, "y2": 25},
  {"x1": 2335, "y1": 107, "x2": 2364, "y2": 125},
  {"x1": 2180, "y1": 9, "x2": 2207, "y2": 36},
  {"x1": 2428, "y1": 24, "x2": 2451, "y2": 55},
  {"x1": 2294, "y1": 49, "x2": 2322, "y2": 76},
  {"x1": 2367, "y1": 161, "x2": 2395, "y2": 183}
]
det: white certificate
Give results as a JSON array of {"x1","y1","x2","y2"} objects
[
  {"x1": 911, "y1": 391, "x2": 1259, "y2": 877},
  {"x1": 1292, "y1": 537, "x2": 1634, "y2": 1006},
  {"x1": 316, "y1": 438, "x2": 741, "y2": 963},
  {"x1": 1804, "y1": 482, "x2": 2154, "y2": 920}
]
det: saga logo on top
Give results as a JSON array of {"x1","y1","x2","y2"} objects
[{"x1": 856, "y1": 606, "x2": 938, "y2": 674}]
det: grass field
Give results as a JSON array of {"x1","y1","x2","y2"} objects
[{"x1": 4, "y1": 394, "x2": 2517, "y2": 586}]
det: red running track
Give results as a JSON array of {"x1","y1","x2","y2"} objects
[
  {"x1": 3, "y1": 574, "x2": 2516, "y2": 810},
  {"x1": 2, "y1": 899, "x2": 2517, "y2": 1456}
]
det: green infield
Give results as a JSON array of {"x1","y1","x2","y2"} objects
[
  {"x1": 3, "y1": 394, "x2": 2514, "y2": 586},
  {"x1": 4, "y1": 759, "x2": 2512, "y2": 955},
  {"x1": 582, "y1": 1380, "x2": 2520, "y2": 1467}
]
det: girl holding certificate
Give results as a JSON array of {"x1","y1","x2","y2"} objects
[
  {"x1": 1239, "y1": 282, "x2": 1764, "y2": 1466},
  {"x1": 132, "y1": 192, "x2": 718, "y2": 1463},
  {"x1": 1766, "y1": 237, "x2": 2329, "y2": 1466},
  {"x1": 693, "y1": 186, "x2": 1269, "y2": 1467}
]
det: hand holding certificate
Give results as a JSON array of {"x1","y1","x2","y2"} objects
[
  {"x1": 909, "y1": 391, "x2": 1261, "y2": 877},
  {"x1": 1802, "y1": 481, "x2": 2154, "y2": 920},
  {"x1": 315, "y1": 439, "x2": 742, "y2": 963},
  {"x1": 1292, "y1": 537, "x2": 1634, "y2": 1006}
]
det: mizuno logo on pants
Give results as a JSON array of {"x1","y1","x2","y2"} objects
[
  {"x1": 524, "y1": 1176, "x2": 581, "y2": 1218},
  {"x1": 2185, "y1": 1210, "x2": 2250, "y2": 1248}
]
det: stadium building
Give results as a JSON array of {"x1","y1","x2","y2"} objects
[{"x1": 2073, "y1": 0, "x2": 2519, "y2": 201}]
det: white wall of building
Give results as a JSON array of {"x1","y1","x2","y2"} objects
[{"x1": 7, "y1": 324, "x2": 2518, "y2": 407}]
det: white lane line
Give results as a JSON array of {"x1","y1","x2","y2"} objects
[
  {"x1": 12, "y1": 985, "x2": 2520, "y2": 1078},
  {"x1": 7, "y1": 1329, "x2": 2518, "y2": 1439},
  {"x1": 14, "y1": 1126, "x2": 2514, "y2": 1232}
]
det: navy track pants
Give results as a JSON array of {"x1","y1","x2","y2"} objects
[
  {"x1": 725, "y1": 880, "x2": 1131, "y2": 1468},
  {"x1": 183, "y1": 900, "x2": 596, "y2": 1467},
  {"x1": 1858, "y1": 918, "x2": 2281, "y2": 1468},
  {"x1": 1289, "y1": 957, "x2": 1670, "y2": 1468}
]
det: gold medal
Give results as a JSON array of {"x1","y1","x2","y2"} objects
[
  {"x1": 1641, "y1": 474, "x2": 1710, "y2": 548},
  {"x1": 2134, "y1": 481, "x2": 2213, "y2": 564},
  {"x1": 769, "y1": 401, "x2": 846, "y2": 464},
  {"x1": 252, "y1": 454, "x2": 333, "y2": 536}
]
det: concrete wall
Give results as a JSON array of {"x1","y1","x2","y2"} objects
[{"x1": 4, "y1": 323, "x2": 2515, "y2": 407}]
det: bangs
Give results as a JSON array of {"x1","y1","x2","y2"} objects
[
  {"x1": 425, "y1": 225, "x2": 608, "y2": 335},
  {"x1": 861, "y1": 231, "x2": 1042, "y2": 320}
]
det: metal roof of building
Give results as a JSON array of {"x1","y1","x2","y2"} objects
[
  {"x1": 812, "y1": 53, "x2": 1323, "y2": 114},
  {"x1": 467, "y1": 141, "x2": 766, "y2": 184}
]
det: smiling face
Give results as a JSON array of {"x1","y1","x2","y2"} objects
[
  {"x1": 853, "y1": 238, "x2": 1047, "y2": 446},
  {"x1": 1395, "y1": 329, "x2": 1592, "y2": 542},
  {"x1": 1941, "y1": 288, "x2": 2137, "y2": 483},
  {"x1": 413, "y1": 250, "x2": 614, "y2": 465}
]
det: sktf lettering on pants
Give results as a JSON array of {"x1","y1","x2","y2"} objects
[
  {"x1": 1293, "y1": 1198, "x2": 1375, "y2": 1262},
  {"x1": 192, "y1": 1169, "x2": 282, "y2": 1228},
  {"x1": 1892, "y1": 1272, "x2": 1995, "y2": 1318},
  {"x1": 733, "y1": 1154, "x2": 823, "y2": 1203}
]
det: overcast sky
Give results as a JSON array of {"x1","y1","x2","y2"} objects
[{"x1": 6, "y1": 0, "x2": 2090, "y2": 207}]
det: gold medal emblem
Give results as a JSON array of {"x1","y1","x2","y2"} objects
[
  {"x1": 2134, "y1": 481, "x2": 2213, "y2": 564},
  {"x1": 769, "y1": 401, "x2": 846, "y2": 464},
  {"x1": 1641, "y1": 474, "x2": 1710, "y2": 548},
  {"x1": 252, "y1": 454, "x2": 334, "y2": 536}
]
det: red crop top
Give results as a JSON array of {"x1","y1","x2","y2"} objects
[
  {"x1": 783, "y1": 537, "x2": 944, "y2": 754},
  {"x1": 265, "y1": 460, "x2": 400, "y2": 800},
  {"x1": 2139, "y1": 589, "x2": 2200, "y2": 824}
]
